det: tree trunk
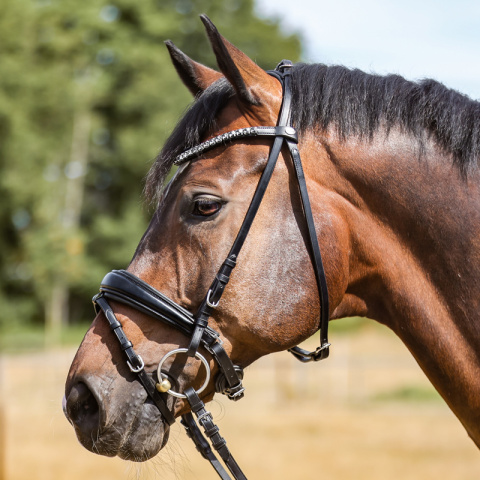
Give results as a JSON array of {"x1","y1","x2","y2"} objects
[{"x1": 45, "y1": 107, "x2": 91, "y2": 344}]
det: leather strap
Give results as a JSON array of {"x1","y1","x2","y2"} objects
[
  {"x1": 99, "y1": 270, "x2": 220, "y2": 346},
  {"x1": 188, "y1": 60, "x2": 330, "y2": 364},
  {"x1": 94, "y1": 294, "x2": 176, "y2": 425},
  {"x1": 181, "y1": 413, "x2": 232, "y2": 480},
  {"x1": 209, "y1": 341, "x2": 244, "y2": 400},
  {"x1": 187, "y1": 61, "x2": 295, "y2": 357},
  {"x1": 273, "y1": 61, "x2": 331, "y2": 362},
  {"x1": 286, "y1": 138, "x2": 330, "y2": 361},
  {"x1": 183, "y1": 388, "x2": 247, "y2": 480},
  {"x1": 188, "y1": 133, "x2": 285, "y2": 355},
  {"x1": 96, "y1": 270, "x2": 245, "y2": 400}
]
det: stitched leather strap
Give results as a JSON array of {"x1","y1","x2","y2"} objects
[
  {"x1": 188, "y1": 133, "x2": 285, "y2": 356},
  {"x1": 286, "y1": 138, "x2": 330, "y2": 361},
  {"x1": 187, "y1": 61, "x2": 295, "y2": 357},
  {"x1": 182, "y1": 413, "x2": 232, "y2": 480},
  {"x1": 94, "y1": 294, "x2": 176, "y2": 426},
  {"x1": 188, "y1": 60, "x2": 330, "y2": 364},
  {"x1": 96, "y1": 270, "x2": 245, "y2": 400},
  {"x1": 183, "y1": 388, "x2": 247, "y2": 480},
  {"x1": 99, "y1": 270, "x2": 220, "y2": 346}
]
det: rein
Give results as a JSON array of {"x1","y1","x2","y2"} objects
[{"x1": 92, "y1": 60, "x2": 330, "y2": 480}]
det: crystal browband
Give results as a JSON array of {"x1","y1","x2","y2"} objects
[{"x1": 174, "y1": 126, "x2": 298, "y2": 165}]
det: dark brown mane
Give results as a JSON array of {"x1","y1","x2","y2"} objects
[
  {"x1": 146, "y1": 63, "x2": 480, "y2": 202},
  {"x1": 291, "y1": 63, "x2": 480, "y2": 172}
]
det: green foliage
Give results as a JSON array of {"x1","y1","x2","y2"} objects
[{"x1": 0, "y1": 0, "x2": 301, "y2": 329}]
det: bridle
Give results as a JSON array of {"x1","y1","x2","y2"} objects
[{"x1": 92, "y1": 60, "x2": 330, "y2": 480}]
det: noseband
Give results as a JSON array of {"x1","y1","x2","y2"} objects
[{"x1": 92, "y1": 61, "x2": 330, "y2": 480}]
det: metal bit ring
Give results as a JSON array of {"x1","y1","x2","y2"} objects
[{"x1": 156, "y1": 348, "x2": 211, "y2": 399}]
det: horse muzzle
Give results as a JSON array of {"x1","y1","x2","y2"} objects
[{"x1": 64, "y1": 374, "x2": 172, "y2": 460}]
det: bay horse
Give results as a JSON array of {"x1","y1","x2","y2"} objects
[{"x1": 64, "y1": 14, "x2": 480, "y2": 475}]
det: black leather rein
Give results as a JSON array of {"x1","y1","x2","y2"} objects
[{"x1": 92, "y1": 60, "x2": 330, "y2": 480}]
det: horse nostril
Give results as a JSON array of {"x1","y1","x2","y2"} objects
[{"x1": 66, "y1": 382, "x2": 100, "y2": 432}]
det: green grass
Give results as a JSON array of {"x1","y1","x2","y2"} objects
[
  {"x1": 329, "y1": 316, "x2": 373, "y2": 334},
  {"x1": 0, "y1": 322, "x2": 91, "y2": 354}
]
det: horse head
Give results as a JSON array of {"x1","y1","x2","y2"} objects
[{"x1": 64, "y1": 16, "x2": 349, "y2": 462}]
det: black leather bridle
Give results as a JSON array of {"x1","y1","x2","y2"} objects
[{"x1": 92, "y1": 61, "x2": 330, "y2": 480}]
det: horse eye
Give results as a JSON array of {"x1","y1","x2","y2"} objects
[{"x1": 192, "y1": 199, "x2": 223, "y2": 217}]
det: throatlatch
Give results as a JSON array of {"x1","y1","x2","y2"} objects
[{"x1": 92, "y1": 60, "x2": 330, "y2": 480}]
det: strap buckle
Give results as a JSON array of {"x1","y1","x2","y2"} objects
[
  {"x1": 197, "y1": 410, "x2": 214, "y2": 426},
  {"x1": 275, "y1": 59, "x2": 293, "y2": 74},
  {"x1": 127, "y1": 354, "x2": 145, "y2": 373},
  {"x1": 224, "y1": 383, "x2": 245, "y2": 401},
  {"x1": 206, "y1": 289, "x2": 220, "y2": 308},
  {"x1": 288, "y1": 343, "x2": 331, "y2": 363}
]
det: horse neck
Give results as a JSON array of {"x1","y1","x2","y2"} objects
[
  {"x1": 309, "y1": 128, "x2": 480, "y2": 441},
  {"x1": 318, "y1": 128, "x2": 479, "y2": 322}
]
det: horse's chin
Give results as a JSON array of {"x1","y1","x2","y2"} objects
[
  {"x1": 73, "y1": 401, "x2": 171, "y2": 461},
  {"x1": 119, "y1": 402, "x2": 172, "y2": 461},
  {"x1": 118, "y1": 419, "x2": 171, "y2": 462}
]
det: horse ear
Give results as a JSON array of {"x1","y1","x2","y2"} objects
[
  {"x1": 200, "y1": 15, "x2": 279, "y2": 106},
  {"x1": 165, "y1": 40, "x2": 223, "y2": 96}
]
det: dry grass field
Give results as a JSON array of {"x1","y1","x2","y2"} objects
[{"x1": 1, "y1": 322, "x2": 480, "y2": 480}]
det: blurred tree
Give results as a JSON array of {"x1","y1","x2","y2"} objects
[{"x1": 0, "y1": 0, "x2": 301, "y2": 334}]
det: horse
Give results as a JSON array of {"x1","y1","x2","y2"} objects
[{"x1": 64, "y1": 14, "x2": 480, "y2": 475}]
